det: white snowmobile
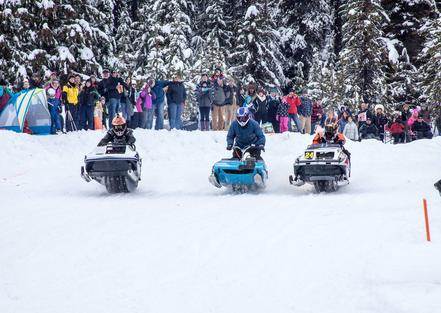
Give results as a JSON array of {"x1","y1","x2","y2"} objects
[
  {"x1": 81, "y1": 143, "x2": 142, "y2": 193},
  {"x1": 289, "y1": 143, "x2": 350, "y2": 193}
]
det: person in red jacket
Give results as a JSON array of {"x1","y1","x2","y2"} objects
[
  {"x1": 282, "y1": 88, "x2": 301, "y2": 132},
  {"x1": 389, "y1": 118, "x2": 405, "y2": 144}
]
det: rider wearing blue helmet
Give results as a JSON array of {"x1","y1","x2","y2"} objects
[{"x1": 227, "y1": 107, "x2": 266, "y2": 159}]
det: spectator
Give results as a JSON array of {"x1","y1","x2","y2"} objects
[
  {"x1": 46, "y1": 88, "x2": 61, "y2": 134},
  {"x1": 29, "y1": 72, "x2": 43, "y2": 89},
  {"x1": 148, "y1": 76, "x2": 171, "y2": 130},
  {"x1": 78, "y1": 79, "x2": 99, "y2": 130},
  {"x1": 0, "y1": 78, "x2": 13, "y2": 114},
  {"x1": 89, "y1": 75, "x2": 98, "y2": 88},
  {"x1": 126, "y1": 78, "x2": 137, "y2": 122},
  {"x1": 62, "y1": 75, "x2": 80, "y2": 131},
  {"x1": 97, "y1": 69, "x2": 111, "y2": 127},
  {"x1": 166, "y1": 73, "x2": 186, "y2": 130},
  {"x1": 211, "y1": 67, "x2": 224, "y2": 81},
  {"x1": 119, "y1": 76, "x2": 130, "y2": 121},
  {"x1": 407, "y1": 108, "x2": 420, "y2": 129},
  {"x1": 45, "y1": 79, "x2": 62, "y2": 100},
  {"x1": 298, "y1": 90, "x2": 313, "y2": 134},
  {"x1": 435, "y1": 112, "x2": 441, "y2": 136},
  {"x1": 338, "y1": 111, "x2": 349, "y2": 133},
  {"x1": 138, "y1": 82, "x2": 154, "y2": 129},
  {"x1": 401, "y1": 104, "x2": 412, "y2": 125},
  {"x1": 324, "y1": 108, "x2": 337, "y2": 127},
  {"x1": 252, "y1": 87, "x2": 268, "y2": 125},
  {"x1": 106, "y1": 69, "x2": 127, "y2": 123},
  {"x1": 359, "y1": 118, "x2": 379, "y2": 140},
  {"x1": 373, "y1": 104, "x2": 388, "y2": 141},
  {"x1": 356, "y1": 102, "x2": 373, "y2": 129},
  {"x1": 94, "y1": 97, "x2": 105, "y2": 130},
  {"x1": 212, "y1": 77, "x2": 226, "y2": 130},
  {"x1": 195, "y1": 74, "x2": 213, "y2": 131},
  {"x1": 412, "y1": 115, "x2": 433, "y2": 139},
  {"x1": 267, "y1": 88, "x2": 281, "y2": 133},
  {"x1": 276, "y1": 96, "x2": 290, "y2": 133},
  {"x1": 224, "y1": 78, "x2": 238, "y2": 130},
  {"x1": 283, "y1": 89, "x2": 301, "y2": 132},
  {"x1": 389, "y1": 117, "x2": 405, "y2": 144},
  {"x1": 343, "y1": 116, "x2": 359, "y2": 141},
  {"x1": 21, "y1": 78, "x2": 31, "y2": 91},
  {"x1": 311, "y1": 99, "x2": 324, "y2": 134}
]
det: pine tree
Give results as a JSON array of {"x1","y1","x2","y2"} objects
[
  {"x1": 335, "y1": 0, "x2": 388, "y2": 108},
  {"x1": 419, "y1": 14, "x2": 441, "y2": 104},
  {"x1": 278, "y1": 0, "x2": 332, "y2": 86},
  {"x1": 114, "y1": 0, "x2": 134, "y2": 73},
  {"x1": 229, "y1": 2, "x2": 285, "y2": 88},
  {"x1": 0, "y1": 0, "x2": 115, "y2": 81}
]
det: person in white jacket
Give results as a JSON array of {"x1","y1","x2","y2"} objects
[{"x1": 343, "y1": 116, "x2": 359, "y2": 141}]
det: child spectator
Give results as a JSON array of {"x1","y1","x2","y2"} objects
[
  {"x1": 276, "y1": 97, "x2": 290, "y2": 133},
  {"x1": 389, "y1": 118, "x2": 405, "y2": 144},
  {"x1": 47, "y1": 88, "x2": 61, "y2": 134},
  {"x1": 343, "y1": 116, "x2": 359, "y2": 141}
]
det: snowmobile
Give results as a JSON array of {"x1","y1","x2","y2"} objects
[
  {"x1": 81, "y1": 143, "x2": 142, "y2": 193},
  {"x1": 289, "y1": 143, "x2": 350, "y2": 193},
  {"x1": 209, "y1": 145, "x2": 268, "y2": 193}
]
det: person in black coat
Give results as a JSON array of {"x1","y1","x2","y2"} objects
[
  {"x1": 166, "y1": 74, "x2": 187, "y2": 130},
  {"x1": 267, "y1": 88, "x2": 281, "y2": 133},
  {"x1": 412, "y1": 116, "x2": 433, "y2": 139},
  {"x1": 79, "y1": 79, "x2": 100, "y2": 130},
  {"x1": 359, "y1": 118, "x2": 380, "y2": 140}
]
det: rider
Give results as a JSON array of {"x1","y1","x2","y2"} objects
[
  {"x1": 313, "y1": 124, "x2": 350, "y2": 159},
  {"x1": 313, "y1": 124, "x2": 346, "y2": 145},
  {"x1": 227, "y1": 107, "x2": 266, "y2": 159},
  {"x1": 98, "y1": 114, "x2": 136, "y2": 146}
]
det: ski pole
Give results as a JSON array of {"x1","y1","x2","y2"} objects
[{"x1": 423, "y1": 198, "x2": 431, "y2": 242}]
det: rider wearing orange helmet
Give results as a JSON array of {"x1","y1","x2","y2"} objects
[{"x1": 98, "y1": 114, "x2": 136, "y2": 146}]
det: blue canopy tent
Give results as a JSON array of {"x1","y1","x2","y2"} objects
[{"x1": 0, "y1": 88, "x2": 51, "y2": 134}]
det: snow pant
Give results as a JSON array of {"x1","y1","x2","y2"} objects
[
  {"x1": 288, "y1": 113, "x2": 301, "y2": 132},
  {"x1": 224, "y1": 104, "x2": 237, "y2": 130},
  {"x1": 66, "y1": 103, "x2": 79, "y2": 132},
  {"x1": 79, "y1": 105, "x2": 95, "y2": 130},
  {"x1": 299, "y1": 115, "x2": 311, "y2": 134},
  {"x1": 212, "y1": 105, "x2": 225, "y2": 130},
  {"x1": 154, "y1": 100, "x2": 165, "y2": 130},
  {"x1": 232, "y1": 147, "x2": 263, "y2": 161},
  {"x1": 415, "y1": 131, "x2": 433, "y2": 140},
  {"x1": 392, "y1": 133, "x2": 405, "y2": 144},
  {"x1": 199, "y1": 107, "x2": 210, "y2": 131},
  {"x1": 145, "y1": 108, "x2": 154, "y2": 129},
  {"x1": 49, "y1": 105, "x2": 61, "y2": 134},
  {"x1": 107, "y1": 98, "x2": 120, "y2": 124},
  {"x1": 279, "y1": 116, "x2": 289, "y2": 133},
  {"x1": 130, "y1": 112, "x2": 147, "y2": 129},
  {"x1": 168, "y1": 102, "x2": 182, "y2": 130}
]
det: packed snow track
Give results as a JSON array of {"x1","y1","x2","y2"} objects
[{"x1": 1, "y1": 130, "x2": 441, "y2": 313}]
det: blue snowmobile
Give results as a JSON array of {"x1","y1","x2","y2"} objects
[
  {"x1": 209, "y1": 107, "x2": 268, "y2": 192},
  {"x1": 209, "y1": 145, "x2": 268, "y2": 192}
]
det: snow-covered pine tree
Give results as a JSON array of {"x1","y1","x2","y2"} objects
[
  {"x1": 278, "y1": 0, "x2": 332, "y2": 88},
  {"x1": 384, "y1": 47, "x2": 419, "y2": 107},
  {"x1": 419, "y1": 14, "x2": 441, "y2": 105},
  {"x1": 114, "y1": 0, "x2": 134, "y2": 73},
  {"x1": 0, "y1": 0, "x2": 115, "y2": 81},
  {"x1": 334, "y1": 0, "x2": 388, "y2": 109},
  {"x1": 229, "y1": 2, "x2": 285, "y2": 88}
]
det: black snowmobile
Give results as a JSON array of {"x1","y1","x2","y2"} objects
[{"x1": 81, "y1": 143, "x2": 142, "y2": 193}]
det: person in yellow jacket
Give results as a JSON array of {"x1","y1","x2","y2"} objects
[{"x1": 62, "y1": 75, "x2": 80, "y2": 131}]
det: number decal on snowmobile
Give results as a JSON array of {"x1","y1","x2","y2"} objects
[{"x1": 304, "y1": 151, "x2": 314, "y2": 159}]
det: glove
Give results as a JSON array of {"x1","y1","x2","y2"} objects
[
  {"x1": 226, "y1": 145, "x2": 232, "y2": 151},
  {"x1": 258, "y1": 145, "x2": 265, "y2": 152}
]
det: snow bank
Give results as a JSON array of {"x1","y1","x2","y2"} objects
[{"x1": 0, "y1": 130, "x2": 440, "y2": 313}]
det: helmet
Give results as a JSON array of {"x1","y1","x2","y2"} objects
[
  {"x1": 236, "y1": 107, "x2": 250, "y2": 127},
  {"x1": 324, "y1": 124, "x2": 336, "y2": 141},
  {"x1": 112, "y1": 115, "x2": 127, "y2": 137},
  {"x1": 47, "y1": 88, "x2": 56, "y2": 98}
]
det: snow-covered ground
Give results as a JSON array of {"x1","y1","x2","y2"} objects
[{"x1": 1, "y1": 129, "x2": 440, "y2": 313}]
